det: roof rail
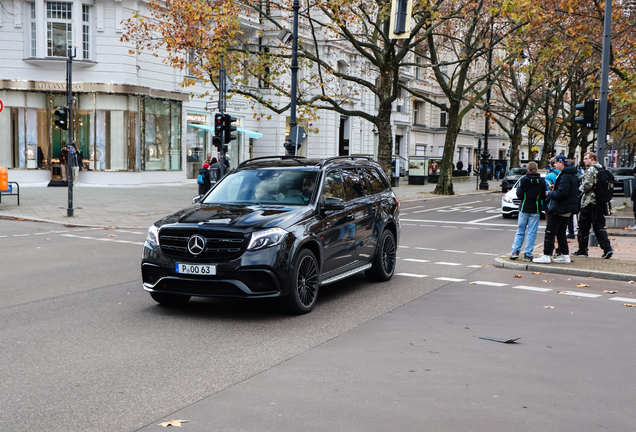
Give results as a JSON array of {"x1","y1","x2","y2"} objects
[
  {"x1": 237, "y1": 155, "x2": 308, "y2": 168},
  {"x1": 319, "y1": 155, "x2": 375, "y2": 168}
]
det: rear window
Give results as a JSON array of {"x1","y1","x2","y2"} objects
[
  {"x1": 508, "y1": 168, "x2": 526, "y2": 176},
  {"x1": 609, "y1": 168, "x2": 633, "y2": 176},
  {"x1": 341, "y1": 169, "x2": 365, "y2": 201},
  {"x1": 363, "y1": 167, "x2": 389, "y2": 194}
]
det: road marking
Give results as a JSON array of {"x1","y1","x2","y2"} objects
[
  {"x1": 468, "y1": 265, "x2": 484, "y2": 268},
  {"x1": 401, "y1": 223, "x2": 417, "y2": 226},
  {"x1": 463, "y1": 227, "x2": 480, "y2": 230},
  {"x1": 34, "y1": 232, "x2": 49, "y2": 235},
  {"x1": 467, "y1": 215, "x2": 503, "y2": 223},
  {"x1": 401, "y1": 218, "x2": 518, "y2": 227},
  {"x1": 434, "y1": 262, "x2": 462, "y2": 266},
  {"x1": 443, "y1": 250, "x2": 466, "y2": 253},
  {"x1": 0, "y1": 235, "x2": 7, "y2": 238},
  {"x1": 115, "y1": 230, "x2": 145, "y2": 235},
  {"x1": 60, "y1": 234, "x2": 144, "y2": 245},
  {"x1": 396, "y1": 273, "x2": 428, "y2": 278},
  {"x1": 484, "y1": 228, "x2": 504, "y2": 231},
  {"x1": 419, "y1": 224, "x2": 437, "y2": 227},
  {"x1": 12, "y1": 234, "x2": 30, "y2": 237},
  {"x1": 458, "y1": 200, "x2": 484, "y2": 206},
  {"x1": 441, "y1": 226, "x2": 458, "y2": 229},
  {"x1": 412, "y1": 205, "x2": 452, "y2": 214},
  {"x1": 415, "y1": 247, "x2": 436, "y2": 251},
  {"x1": 435, "y1": 277, "x2": 466, "y2": 282},
  {"x1": 403, "y1": 258, "x2": 430, "y2": 263},
  {"x1": 471, "y1": 281, "x2": 508, "y2": 286},
  {"x1": 398, "y1": 245, "x2": 410, "y2": 248},
  {"x1": 609, "y1": 297, "x2": 636, "y2": 302},
  {"x1": 557, "y1": 291, "x2": 602, "y2": 298},
  {"x1": 512, "y1": 285, "x2": 553, "y2": 292},
  {"x1": 473, "y1": 252, "x2": 499, "y2": 256}
]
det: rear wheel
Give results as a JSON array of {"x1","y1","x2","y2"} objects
[
  {"x1": 366, "y1": 229, "x2": 396, "y2": 281},
  {"x1": 150, "y1": 292, "x2": 191, "y2": 305},
  {"x1": 283, "y1": 248, "x2": 320, "y2": 314}
]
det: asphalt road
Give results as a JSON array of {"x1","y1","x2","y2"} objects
[{"x1": 1, "y1": 193, "x2": 635, "y2": 431}]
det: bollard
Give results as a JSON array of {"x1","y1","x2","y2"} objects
[
  {"x1": 0, "y1": 167, "x2": 7, "y2": 191},
  {"x1": 624, "y1": 179, "x2": 631, "y2": 198}
]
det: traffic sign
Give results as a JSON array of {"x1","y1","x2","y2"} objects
[
  {"x1": 289, "y1": 126, "x2": 306, "y2": 145},
  {"x1": 0, "y1": 99, "x2": 3, "y2": 113}
]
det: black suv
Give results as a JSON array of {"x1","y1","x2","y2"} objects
[{"x1": 141, "y1": 156, "x2": 401, "y2": 314}]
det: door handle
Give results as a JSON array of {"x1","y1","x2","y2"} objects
[{"x1": 347, "y1": 213, "x2": 355, "y2": 221}]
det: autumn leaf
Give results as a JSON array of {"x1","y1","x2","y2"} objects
[
  {"x1": 532, "y1": 272, "x2": 542, "y2": 275},
  {"x1": 543, "y1": 306, "x2": 555, "y2": 309},
  {"x1": 629, "y1": 281, "x2": 635, "y2": 284},
  {"x1": 603, "y1": 290, "x2": 617, "y2": 294},
  {"x1": 576, "y1": 283, "x2": 589, "y2": 287},
  {"x1": 45, "y1": 238, "x2": 50, "y2": 240},
  {"x1": 623, "y1": 304, "x2": 636, "y2": 308},
  {"x1": 514, "y1": 274, "x2": 522, "y2": 278},
  {"x1": 108, "y1": 234, "x2": 118, "y2": 237},
  {"x1": 542, "y1": 280, "x2": 550, "y2": 283},
  {"x1": 158, "y1": 419, "x2": 189, "y2": 427}
]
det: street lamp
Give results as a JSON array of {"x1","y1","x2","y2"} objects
[
  {"x1": 476, "y1": 134, "x2": 482, "y2": 190},
  {"x1": 479, "y1": 20, "x2": 494, "y2": 191},
  {"x1": 283, "y1": 0, "x2": 301, "y2": 156}
]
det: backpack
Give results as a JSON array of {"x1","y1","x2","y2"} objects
[
  {"x1": 197, "y1": 172, "x2": 205, "y2": 185},
  {"x1": 594, "y1": 166, "x2": 614, "y2": 205}
]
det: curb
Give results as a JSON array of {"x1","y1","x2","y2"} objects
[
  {"x1": 494, "y1": 256, "x2": 636, "y2": 282},
  {"x1": 0, "y1": 214, "x2": 142, "y2": 230}
]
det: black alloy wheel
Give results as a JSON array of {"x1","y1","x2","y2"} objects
[
  {"x1": 366, "y1": 229, "x2": 396, "y2": 281},
  {"x1": 284, "y1": 248, "x2": 320, "y2": 314}
]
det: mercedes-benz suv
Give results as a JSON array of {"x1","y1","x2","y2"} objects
[{"x1": 141, "y1": 156, "x2": 400, "y2": 314}]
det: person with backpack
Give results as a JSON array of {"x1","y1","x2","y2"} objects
[
  {"x1": 197, "y1": 163, "x2": 212, "y2": 196},
  {"x1": 510, "y1": 162, "x2": 546, "y2": 261},
  {"x1": 572, "y1": 152, "x2": 614, "y2": 259},
  {"x1": 533, "y1": 155, "x2": 579, "y2": 264}
]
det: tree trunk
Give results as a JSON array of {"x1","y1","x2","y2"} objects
[
  {"x1": 375, "y1": 105, "x2": 393, "y2": 180},
  {"x1": 509, "y1": 123, "x2": 522, "y2": 168},
  {"x1": 433, "y1": 106, "x2": 460, "y2": 195}
]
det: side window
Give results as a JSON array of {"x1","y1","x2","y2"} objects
[
  {"x1": 322, "y1": 171, "x2": 346, "y2": 200},
  {"x1": 341, "y1": 169, "x2": 365, "y2": 201},
  {"x1": 363, "y1": 167, "x2": 387, "y2": 194}
]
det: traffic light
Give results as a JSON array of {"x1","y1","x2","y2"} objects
[
  {"x1": 214, "y1": 113, "x2": 224, "y2": 139},
  {"x1": 212, "y1": 136, "x2": 222, "y2": 150},
  {"x1": 223, "y1": 114, "x2": 237, "y2": 144},
  {"x1": 574, "y1": 99, "x2": 595, "y2": 129},
  {"x1": 54, "y1": 108, "x2": 68, "y2": 130}
]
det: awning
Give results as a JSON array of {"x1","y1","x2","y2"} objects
[{"x1": 187, "y1": 124, "x2": 263, "y2": 139}]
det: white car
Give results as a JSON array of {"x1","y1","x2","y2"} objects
[{"x1": 501, "y1": 176, "x2": 547, "y2": 218}]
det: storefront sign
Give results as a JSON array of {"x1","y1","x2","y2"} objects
[
  {"x1": 34, "y1": 82, "x2": 84, "y2": 92},
  {"x1": 187, "y1": 114, "x2": 207, "y2": 124}
]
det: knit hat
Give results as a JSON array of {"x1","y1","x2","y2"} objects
[{"x1": 203, "y1": 163, "x2": 210, "y2": 168}]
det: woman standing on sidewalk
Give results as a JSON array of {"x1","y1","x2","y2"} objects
[{"x1": 510, "y1": 162, "x2": 546, "y2": 262}]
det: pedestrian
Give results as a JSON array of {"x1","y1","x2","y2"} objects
[
  {"x1": 631, "y1": 166, "x2": 636, "y2": 230},
  {"x1": 197, "y1": 163, "x2": 212, "y2": 195},
  {"x1": 205, "y1": 153, "x2": 214, "y2": 165},
  {"x1": 69, "y1": 144, "x2": 81, "y2": 186},
  {"x1": 495, "y1": 163, "x2": 502, "y2": 180},
  {"x1": 510, "y1": 162, "x2": 546, "y2": 262},
  {"x1": 209, "y1": 157, "x2": 223, "y2": 182},
  {"x1": 533, "y1": 155, "x2": 579, "y2": 264},
  {"x1": 457, "y1": 160, "x2": 464, "y2": 171},
  {"x1": 58, "y1": 143, "x2": 68, "y2": 183},
  {"x1": 467, "y1": 162, "x2": 472, "y2": 176},
  {"x1": 565, "y1": 158, "x2": 578, "y2": 239},
  {"x1": 572, "y1": 152, "x2": 614, "y2": 259}
]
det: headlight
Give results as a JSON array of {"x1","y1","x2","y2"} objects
[
  {"x1": 146, "y1": 225, "x2": 159, "y2": 246},
  {"x1": 247, "y1": 228, "x2": 288, "y2": 251},
  {"x1": 503, "y1": 196, "x2": 513, "y2": 203}
]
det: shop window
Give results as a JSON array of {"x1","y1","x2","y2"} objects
[
  {"x1": 47, "y1": 2, "x2": 73, "y2": 57},
  {"x1": 144, "y1": 99, "x2": 182, "y2": 171}
]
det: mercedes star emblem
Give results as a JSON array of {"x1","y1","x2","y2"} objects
[{"x1": 187, "y1": 235, "x2": 206, "y2": 255}]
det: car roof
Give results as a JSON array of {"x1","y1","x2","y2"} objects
[{"x1": 236, "y1": 156, "x2": 382, "y2": 171}]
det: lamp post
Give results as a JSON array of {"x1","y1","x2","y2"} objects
[
  {"x1": 476, "y1": 134, "x2": 482, "y2": 190},
  {"x1": 479, "y1": 20, "x2": 494, "y2": 191},
  {"x1": 283, "y1": 0, "x2": 301, "y2": 157}
]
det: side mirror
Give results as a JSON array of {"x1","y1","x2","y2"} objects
[
  {"x1": 322, "y1": 196, "x2": 344, "y2": 211},
  {"x1": 192, "y1": 195, "x2": 202, "y2": 204}
]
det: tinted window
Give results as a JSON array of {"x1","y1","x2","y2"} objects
[
  {"x1": 322, "y1": 171, "x2": 346, "y2": 200},
  {"x1": 363, "y1": 167, "x2": 387, "y2": 194},
  {"x1": 341, "y1": 169, "x2": 365, "y2": 201},
  {"x1": 509, "y1": 168, "x2": 526, "y2": 176},
  {"x1": 609, "y1": 168, "x2": 633, "y2": 176}
]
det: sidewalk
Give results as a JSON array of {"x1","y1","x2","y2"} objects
[{"x1": 0, "y1": 177, "x2": 500, "y2": 229}]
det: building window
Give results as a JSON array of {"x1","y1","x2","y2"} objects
[
  {"x1": 415, "y1": 145, "x2": 426, "y2": 156},
  {"x1": 47, "y1": 2, "x2": 73, "y2": 57},
  {"x1": 30, "y1": 3, "x2": 37, "y2": 57},
  {"x1": 440, "y1": 65, "x2": 449, "y2": 84},
  {"x1": 82, "y1": 5, "x2": 90, "y2": 60},
  {"x1": 440, "y1": 110, "x2": 447, "y2": 128},
  {"x1": 415, "y1": 56, "x2": 423, "y2": 80},
  {"x1": 413, "y1": 101, "x2": 425, "y2": 125}
]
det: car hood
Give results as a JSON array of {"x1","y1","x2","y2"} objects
[{"x1": 157, "y1": 203, "x2": 311, "y2": 231}]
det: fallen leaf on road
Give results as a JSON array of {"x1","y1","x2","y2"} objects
[
  {"x1": 610, "y1": 237, "x2": 615, "y2": 240},
  {"x1": 629, "y1": 281, "x2": 635, "y2": 284},
  {"x1": 577, "y1": 283, "x2": 590, "y2": 287},
  {"x1": 624, "y1": 304, "x2": 636, "y2": 308},
  {"x1": 543, "y1": 306, "x2": 555, "y2": 309},
  {"x1": 480, "y1": 264, "x2": 491, "y2": 267},
  {"x1": 567, "y1": 278, "x2": 572, "y2": 280},
  {"x1": 45, "y1": 238, "x2": 50, "y2": 240},
  {"x1": 514, "y1": 275, "x2": 522, "y2": 278},
  {"x1": 159, "y1": 419, "x2": 189, "y2": 427},
  {"x1": 108, "y1": 234, "x2": 117, "y2": 237},
  {"x1": 532, "y1": 272, "x2": 542, "y2": 275},
  {"x1": 469, "y1": 282, "x2": 476, "y2": 285},
  {"x1": 588, "y1": 277, "x2": 594, "y2": 279},
  {"x1": 603, "y1": 290, "x2": 617, "y2": 294},
  {"x1": 36, "y1": 247, "x2": 40, "y2": 249}
]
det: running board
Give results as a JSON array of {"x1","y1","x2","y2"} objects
[{"x1": 320, "y1": 263, "x2": 372, "y2": 286}]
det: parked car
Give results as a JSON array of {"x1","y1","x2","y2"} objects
[
  {"x1": 501, "y1": 175, "x2": 547, "y2": 218},
  {"x1": 141, "y1": 156, "x2": 401, "y2": 314},
  {"x1": 502, "y1": 167, "x2": 528, "y2": 189},
  {"x1": 608, "y1": 167, "x2": 634, "y2": 193}
]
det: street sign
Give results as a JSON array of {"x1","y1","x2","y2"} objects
[
  {"x1": 0, "y1": 99, "x2": 3, "y2": 113},
  {"x1": 289, "y1": 126, "x2": 306, "y2": 145},
  {"x1": 205, "y1": 100, "x2": 248, "y2": 111},
  {"x1": 206, "y1": 101, "x2": 219, "y2": 111}
]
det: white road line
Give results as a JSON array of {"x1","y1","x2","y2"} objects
[
  {"x1": 463, "y1": 227, "x2": 480, "y2": 230},
  {"x1": 415, "y1": 247, "x2": 436, "y2": 251},
  {"x1": 419, "y1": 224, "x2": 437, "y2": 227},
  {"x1": 473, "y1": 252, "x2": 499, "y2": 256},
  {"x1": 0, "y1": 235, "x2": 7, "y2": 238},
  {"x1": 398, "y1": 245, "x2": 410, "y2": 248},
  {"x1": 403, "y1": 258, "x2": 430, "y2": 263},
  {"x1": 457, "y1": 200, "x2": 484, "y2": 206},
  {"x1": 60, "y1": 234, "x2": 143, "y2": 245},
  {"x1": 115, "y1": 230, "x2": 145, "y2": 235},
  {"x1": 468, "y1": 265, "x2": 484, "y2": 268},
  {"x1": 396, "y1": 273, "x2": 429, "y2": 278},
  {"x1": 557, "y1": 291, "x2": 602, "y2": 298},
  {"x1": 12, "y1": 234, "x2": 30, "y2": 237},
  {"x1": 412, "y1": 205, "x2": 452, "y2": 214},
  {"x1": 435, "y1": 277, "x2": 466, "y2": 282},
  {"x1": 467, "y1": 215, "x2": 503, "y2": 224},
  {"x1": 471, "y1": 281, "x2": 508, "y2": 287},
  {"x1": 402, "y1": 223, "x2": 417, "y2": 226},
  {"x1": 401, "y1": 218, "x2": 519, "y2": 227},
  {"x1": 609, "y1": 297, "x2": 636, "y2": 302},
  {"x1": 512, "y1": 286, "x2": 553, "y2": 292},
  {"x1": 55, "y1": 230, "x2": 68, "y2": 233},
  {"x1": 443, "y1": 250, "x2": 466, "y2": 253},
  {"x1": 434, "y1": 262, "x2": 462, "y2": 266},
  {"x1": 441, "y1": 226, "x2": 457, "y2": 229},
  {"x1": 484, "y1": 228, "x2": 503, "y2": 231},
  {"x1": 34, "y1": 232, "x2": 49, "y2": 235}
]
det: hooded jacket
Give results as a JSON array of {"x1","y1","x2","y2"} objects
[
  {"x1": 516, "y1": 171, "x2": 546, "y2": 214},
  {"x1": 547, "y1": 165, "x2": 580, "y2": 215},
  {"x1": 197, "y1": 167, "x2": 211, "y2": 195}
]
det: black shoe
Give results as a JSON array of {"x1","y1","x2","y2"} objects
[
  {"x1": 572, "y1": 251, "x2": 588, "y2": 258},
  {"x1": 510, "y1": 251, "x2": 519, "y2": 260},
  {"x1": 601, "y1": 250, "x2": 613, "y2": 259},
  {"x1": 523, "y1": 254, "x2": 533, "y2": 262},
  {"x1": 566, "y1": 235, "x2": 575, "y2": 239}
]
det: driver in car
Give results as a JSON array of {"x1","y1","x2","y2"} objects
[{"x1": 301, "y1": 177, "x2": 315, "y2": 199}]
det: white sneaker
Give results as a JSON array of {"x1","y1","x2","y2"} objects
[
  {"x1": 532, "y1": 254, "x2": 551, "y2": 264},
  {"x1": 552, "y1": 254, "x2": 571, "y2": 264}
]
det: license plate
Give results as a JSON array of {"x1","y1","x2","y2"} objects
[{"x1": 175, "y1": 263, "x2": 216, "y2": 275}]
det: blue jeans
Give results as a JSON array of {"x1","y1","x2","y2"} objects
[{"x1": 511, "y1": 212, "x2": 540, "y2": 256}]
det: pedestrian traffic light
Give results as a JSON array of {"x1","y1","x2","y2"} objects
[
  {"x1": 214, "y1": 113, "x2": 224, "y2": 139},
  {"x1": 54, "y1": 108, "x2": 68, "y2": 130},
  {"x1": 574, "y1": 99, "x2": 595, "y2": 129},
  {"x1": 223, "y1": 114, "x2": 237, "y2": 144}
]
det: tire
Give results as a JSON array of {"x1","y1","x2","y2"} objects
[
  {"x1": 502, "y1": 213, "x2": 512, "y2": 219},
  {"x1": 365, "y1": 229, "x2": 396, "y2": 282},
  {"x1": 283, "y1": 248, "x2": 320, "y2": 314},
  {"x1": 150, "y1": 292, "x2": 191, "y2": 305}
]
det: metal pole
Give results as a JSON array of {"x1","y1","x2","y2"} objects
[
  {"x1": 66, "y1": 44, "x2": 74, "y2": 217},
  {"x1": 218, "y1": 56, "x2": 226, "y2": 178},
  {"x1": 284, "y1": 0, "x2": 300, "y2": 157},
  {"x1": 479, "y1": 22, "x2": 493, "y2": 191},
  {"x1": 596, "y1": 0, "x2": 612, "y2": 165}
]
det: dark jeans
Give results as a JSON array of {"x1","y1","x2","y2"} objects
[
  {"x1": 566, "y1": 213, "x2": 576, "y2": 236},
  {"x1": 544, "y1": 213, "x2": 569, "y2": 256},
  {"x1": 577, "y1": 204, "x2": 612, "y2": 253}
]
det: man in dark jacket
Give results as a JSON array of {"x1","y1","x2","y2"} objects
[
  {"x1": 510, "y1": 162, "x2": 546, "y2": 261},
  {"x1": 197, "y1": 163, "x2": 212, "y2": 196},
  {"x1": 533, "y1": 155, "x2": 579, "y2": 264},
  {"x1": 631, "y1": 166, "x2": 636, "y2": 230}
]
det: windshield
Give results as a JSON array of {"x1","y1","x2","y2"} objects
[
  {"x1": 508, "y1": 168, "x2": 526, "y2": 176},
  {"x1": 609, "y1": 168, "x2": 633, "y2": 176},
  {"x1": 202, "y1": 169, "x2": 319, "y2": 205}
]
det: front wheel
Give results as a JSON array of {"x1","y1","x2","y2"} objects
[
  {"x1": 150, "y1": 292, "x2": 191, "y2": 306},
  {"x1": 366, "y1": 229, "x2": 396, "y2": 282},
  {"x1": 283, "y1": 249, "x2": 320, "y2": 314}
]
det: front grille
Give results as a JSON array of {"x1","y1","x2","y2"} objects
[{"x1": 159, "y1": 228, "x2": 247, "y2": 261}]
